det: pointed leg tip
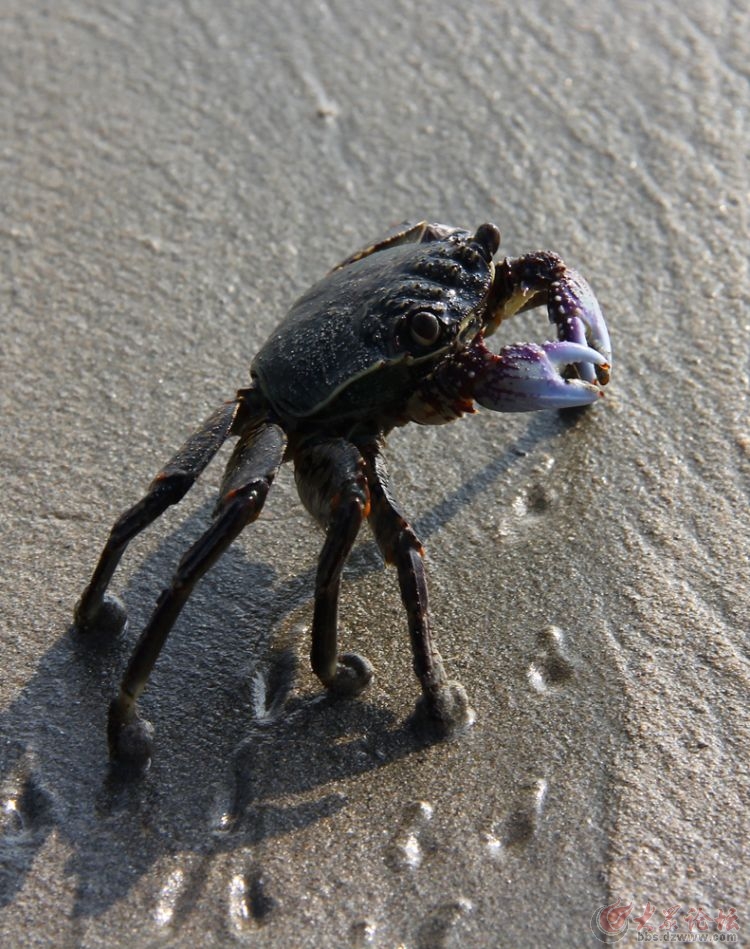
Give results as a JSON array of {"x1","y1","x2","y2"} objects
[
  {"x1": 414, "y1": 681, "x2": 475, "y2": 737},
  {"x1": 107, "y1": 699, "x2": 154, "y2": 768},
  {"x1": 326, "y1": 652, "x2": 375, "y2": 698},
  {"x1": 73, "y1": 593, "x2": 128, "y2": 638}
]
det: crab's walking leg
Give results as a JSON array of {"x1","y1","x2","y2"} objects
[
  {"x1": 108, "y1": 422, "x2": 286, "y2": 763},
  {"x1": 294, "y1": 438, "x2": 374, "y2": 697},
  {"x1": 74, "y1": 401, "x2": 239, "y2": 634},
  {"x1": 362, "y1": 443, "x2": 473, "y2": 734}
]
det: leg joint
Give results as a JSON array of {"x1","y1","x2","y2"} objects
[
  {"x1": 215, "y1": 476, "x2": 271, "y2": 519},
  {"x1": 147, "y1": 468, "x2": 195, "y2": 499},
  {"x1": 372, "y1": 509, "x2": 423, "y2": 564},
  {"x1": 331, "y1": 480, "x2": 370, "y2": 521}
]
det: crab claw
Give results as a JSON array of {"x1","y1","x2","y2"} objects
[
  {"x1": 408, "y1": 252, "x2": 612, "y2": 424},
  {"x1": 548, "y1": 269, "x2": 611, "y2": 386},
  {"x1": 474, "y1": 339, "x2": 607, "y2": 412},
  {"x1": 493, "y1": 254, "x2": 612, "y2": 387}
]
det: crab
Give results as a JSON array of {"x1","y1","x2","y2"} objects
[{"x1": 74, "y1": 221, "x2": 611, "y2": 764}]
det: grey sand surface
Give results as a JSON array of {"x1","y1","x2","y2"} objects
[{"x1": 1, "y1": 1, "x2": 748, "y2": 946}]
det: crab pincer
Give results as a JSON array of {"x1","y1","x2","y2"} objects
[
  {"x1": 480, "y1": 251, "x2": 611, "y2": 409},
  {"x1": 472, "y1": 337, "x2": 609, "y2": 412},
  {"x1": 548, "y1": 265, "x2": 611, "y2": 386}
]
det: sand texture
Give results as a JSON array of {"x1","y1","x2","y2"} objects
[{"x1": 1, "y1": 1, "x2": 748, "y2": 946}]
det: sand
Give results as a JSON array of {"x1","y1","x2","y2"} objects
[{"x1": 1, "y1": 1, "x2": 748, "y2": 946}]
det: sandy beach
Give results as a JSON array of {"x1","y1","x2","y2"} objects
[{"x1": 1, "y1": 1, "x2": 748, "y2": 945}]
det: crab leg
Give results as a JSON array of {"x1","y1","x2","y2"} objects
[
  {"x1": 107, "y1": 421, "x2": 286, "y2": 763},
  {"x1": 362, "y1": 442, "x2": 472, "y2": 733},
  {"x1": 74, "y1": 400, "x2": 239, "y2": 635},
  {"x1": 489, "y1": 251, "x2": 612, "y2": 384},
  {"x1": 294, "y1": 438, "x2": 375, "y2": 696}
]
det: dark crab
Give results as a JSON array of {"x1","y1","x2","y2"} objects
[{"x1": 74, "y1": 221, "x2": 611, "y2": 764}]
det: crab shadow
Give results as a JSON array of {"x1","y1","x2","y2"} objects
[{"x1": 0, "y1": 409, "x2": 589, "y2": 918}]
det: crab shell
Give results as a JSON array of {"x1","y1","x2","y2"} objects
[{"x1": 251, "y1": 225, "x2": 496, "y2": 424}]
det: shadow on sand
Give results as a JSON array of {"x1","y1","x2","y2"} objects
[{"x1": 0, "y1": 409, "x2": 591, "y2": 918}]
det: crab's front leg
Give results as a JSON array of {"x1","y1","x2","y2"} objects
[
  {"x1": 409, "y1": 254, "x2": 611, "y2": 421},
  {"x1": 487, "y1": 251, "x2": 611, "y2": 386}
]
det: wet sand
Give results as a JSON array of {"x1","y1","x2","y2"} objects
[{"x1": 1, "y1": 1, "x2": 748, "y2": 946}]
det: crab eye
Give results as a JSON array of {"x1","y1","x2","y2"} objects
[{"x1": 409, "y1": 310, "x2": 442, "y2": 347}]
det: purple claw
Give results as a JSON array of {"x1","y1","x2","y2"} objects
[
  {"x1": 549, "y1": 270, "x2": 611, "y2": 385},
  {"x1": 410, "y1": 255, "x2": 612, "y2": 423},
  {"x1": 474, "y1": 340, "x2": 607, "y2": 412}
]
